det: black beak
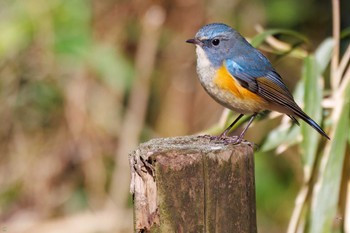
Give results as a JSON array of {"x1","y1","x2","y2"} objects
[{"x1": 186, "y1": 38, "x2": 201, "y2": 45}]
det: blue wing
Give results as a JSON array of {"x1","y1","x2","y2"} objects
[
  {"x1": 224, "y1": 53, "x2": 329, "y2": 139},
  {"x1": 225, "y1": 53, "x2": 293, "y2": 99}
]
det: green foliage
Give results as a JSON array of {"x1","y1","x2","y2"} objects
[
  {"x1": 0, "y1": 181, "x2": 22, "y2": 211},
  {"x1": 251, "y1": 26, "x2": 349, "y2": 233},
  {"x1": 301, "y1": 56, "x2": 324, "y2": 180},
  {"x1": 255, "y1": 152, "x2": 297, "y2": 224},
  {"x1": 53, "y1": 0, "x2": 91, "y2": 55},
  {"x1": 251, "y1": 29, "x2": 309, "y2": 49},
  {"x1": 87, "y1": 45, "x2": 135, "y2": 92},
  {"x1": 264, "y1": 0, "x2": 309, "y2": 26},
  {"x1": 309, "y1": 54, "x2": 350, "y2": 233},
  {"x1": 15, "y1": 80, "x2": 64, "y2": 129}
]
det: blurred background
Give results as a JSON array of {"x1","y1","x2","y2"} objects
[{"x1": 0, "y1": 0, "x2": 349, "y2": 232}]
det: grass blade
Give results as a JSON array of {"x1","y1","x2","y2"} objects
[
  {"x1": 300, "y1": 55, "x2": 322, "y2": 182},
  {"x1": 251, "y1": 29, "x2": 309, "y2": 48}
]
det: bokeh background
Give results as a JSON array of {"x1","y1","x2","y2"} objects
[{"x1": 0, "y1": 0, "x2": 349, "y2": 232}]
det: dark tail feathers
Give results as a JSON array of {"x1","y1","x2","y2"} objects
[{"x1": 291, "y1": 111, "x2": 330, "y2": 140}]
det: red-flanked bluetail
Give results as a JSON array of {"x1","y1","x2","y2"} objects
[{"x1": 187, "y1": 23, "x2": 329, "y2": 143}]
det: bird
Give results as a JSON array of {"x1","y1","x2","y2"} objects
[{"x1": 186, "y1": 23, "x2": 329, "y2": 143}]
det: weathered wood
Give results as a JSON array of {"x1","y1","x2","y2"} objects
[{"x1": 129, "y1": 135, "x2": 256, "y2": 233}]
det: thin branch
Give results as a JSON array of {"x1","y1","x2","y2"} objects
[
  {"x1": 287, "y1": 186, "x2": 308, "y2": 233},
  {"x1": 110, "y1": 5, "x2": 166, "y2": 207},
  {"x1": 331, "y1": 0, "x2": 340, "y2": 89}
]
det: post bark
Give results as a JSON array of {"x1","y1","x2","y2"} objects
[{"x1": 129, "y1": 135, "x2": 257, "y2": 233}]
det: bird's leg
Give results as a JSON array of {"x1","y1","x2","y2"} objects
[
  {"x1": 198, "y1": 113, "x2": 244, "y2": 140},
  {"x1": 237, "y1": 113, "x2": 257, "y2": 140},
  {"x1": 203, "y1": 113, "x2": 244, "y2": 141},
  {"x1": 218, "y1": 113, "x2": 244, "y2": 138},
  {"x1": 224, "y1": 113, "x2": 258, "y2": 144}
]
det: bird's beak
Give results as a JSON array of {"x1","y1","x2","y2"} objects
[{"x1": 186, "y1": 38, "x2": 202, "y2": 45}]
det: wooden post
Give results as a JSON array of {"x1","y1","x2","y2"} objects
[{"x1": 129, "y1": 135, "x2": 257, "y2": 233}]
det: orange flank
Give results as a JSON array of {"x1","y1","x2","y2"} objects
[{"x1": 214, "y1": 65, "x2": 266, "y2": 104}]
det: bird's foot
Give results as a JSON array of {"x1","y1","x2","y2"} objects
[
  {"x1": 198, "y1": 134, "x2": 244, "y2": 145},
  {"x1": 197, "y1": 134, "x2": 212, "y2": 139},
  {"x1": 216, "y1": 135, "x2": 242, "y2": 145},
  {"x1": 198, "y1": 134, "x2": 256, "y2": 149},
  {"x1": 198, "y1": 134, "x2": 226, "y2": 141}
]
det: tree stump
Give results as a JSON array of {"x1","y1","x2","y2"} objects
[{"x1": 129, "y1": 135, "x2": 256, "y2": 233}]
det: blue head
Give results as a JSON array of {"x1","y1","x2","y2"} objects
[{"x1": 186, "y1": 23, "x2": 257, "y2": 68}]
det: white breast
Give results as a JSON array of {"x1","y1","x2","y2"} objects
[{"x1": 195, "y1": 46, "x2": 216, "y2": 86}]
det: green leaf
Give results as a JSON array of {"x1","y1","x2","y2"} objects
[
  {"x1": 0, "y1": 1, "x2": 36, "y2": 58},
  {"x1": 309, "y1": 79, "x2": 350, "y2": 233},
  {"x1": 53, "y1": 0, "x2": 91, "y2": 56},
  {"x1": 261, "y1": 123, "x2": 299, "y2": 152},
  {"x1": 300, "y1": 39, "x2": 333, "y2": 181},
  {"x1": 300, "y1": 55, "x2": 323, "y2": 181},
  {"x1": 314, "y1": 38, "x2": 334, "y2": 72},
  {"x1": 251, "y1": 29, "x2": 309, "y2": 48},
  {"x1": 340, "y1": 27, "x2": 350, "y2": 39},
  {"x1": 87, "y1": 45, "x2": 134, "y2": 92}
]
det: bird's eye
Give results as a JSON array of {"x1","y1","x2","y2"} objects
[{"x1": 212, "y1": 39, "x2": 220, "y2": 46}]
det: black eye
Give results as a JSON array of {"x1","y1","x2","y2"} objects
[{"x1": 212, "y1": 39, "x2": 220, "y2": 46}]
